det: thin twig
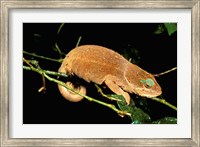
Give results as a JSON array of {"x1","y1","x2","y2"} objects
[
  {"x1": 151, "y1": 97, "x2": 177, "y2": 111},
  {"x1": 23, "y1": 58, "x2": 47, "y2": 93},
  {"x1": 75, "y1": 36, "x2": 82, "y2": 47},
  {"x1": 23, "y1": 51, "x2": 63, "y2": 63},
  {"x1": 38, "y1": 74, "x2": 46, "y2": 93},
  {"x1": 54, "y1": 43, "x2": 66, "y2": 58},
  {"x1": 154, "y1": 67, "x2": 177, "y2": 77},
  {"x1": 57, "y1": 23, "x2": 65, "y2": 35},
  {"x1": 23, "y1": 58, "x2": 34, "y2": 68}
]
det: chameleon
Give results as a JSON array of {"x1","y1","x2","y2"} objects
[{"x1": 58, "y1": 45, "x2": 162, "y2": 105}]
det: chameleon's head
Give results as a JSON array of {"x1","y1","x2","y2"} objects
[
  {"x1": 134, "y1": 77, "x2": 162, "y2": 98},
  {"x1": 126, "y1": 64, "x2": 162, "y2": 98}
]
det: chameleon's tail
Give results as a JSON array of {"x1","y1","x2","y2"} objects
[
  {"x1": 58, "y1": 67, "x2": 86, "y2": 102},
  {"x1": 58, "y1": 81, "x2": 86, "y2": 102}
]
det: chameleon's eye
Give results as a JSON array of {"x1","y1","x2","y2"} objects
[
  {"x1": 144, "y1": 83, "x2": 151, "y2": 88},
  {"x1": 145, "y1": 78, "x2": 155, "y2": 87},
  {"x1": 140, "y1": 78, "x2": 155, "y2": 88}
]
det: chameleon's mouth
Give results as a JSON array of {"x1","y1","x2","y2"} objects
[
  {"x1": 144, "y1": 91, "x2": 162, "y2": 98},
  {"x1": 134, "y1": 87, "x2": 162, "y2": 98}
]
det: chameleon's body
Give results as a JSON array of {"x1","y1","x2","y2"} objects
[{"x1": 58, "y1": 45, "x2": 162, "y2": 105}]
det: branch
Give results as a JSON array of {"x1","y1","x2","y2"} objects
[
  {"x1": 23, "y1": 65, "x2": 131, "y2": 117},
  {"x1": 23, "y1": 36, "x2": 82, "y2": 63},
  {"x1": 154, "y1": 67, "x2": 177, "y2": 77},
  {"x1": 53, "y1": 43, "x2": 66, "y2": 58},
  {"x1": 95, "y1": 81, "x2": 177, "y2": 111},
  {"x1": 23, "y1": 50, "x2": 63, "y2": 63},
  {"x1": 151, "y1": 97, "x2": 177, "y2": 111},
  {"x1": 23, "y1": 66, "x2": 68, "y2": 78},
  {"x1": 75, "y1": 36, "x2": 82, "y2": 47}
]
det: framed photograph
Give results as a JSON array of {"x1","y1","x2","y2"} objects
[{"x1": 1, "y1": 0, "x2": 199, "y2": 146}]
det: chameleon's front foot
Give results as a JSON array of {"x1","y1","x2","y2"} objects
[
  {"x1": 104, "y1": 79, "x2": 131, "y2": 105},
  {"x1": 95, "y1": 84, "x2": 122, "y2": 102}
]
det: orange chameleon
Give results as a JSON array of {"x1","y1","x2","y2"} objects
[{"x1": 58, "y1": 45, "x2": 162, "y2": 105}]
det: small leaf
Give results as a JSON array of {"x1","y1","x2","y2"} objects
[
  {"x1": 130, "y1": 106, "x2": 151, "y2": 124},
  {"x1": 113, "y1": 95, "x2": 151, "y2": 124},
  {"x1": 154, "y1": 23, "x2": 177, "y2": 36},
  {"x1": 152, "y1": 117, "x2": 177, "y2": 124},
  {"x1": 108, "y1": 94, "x2": 151, "y2": 123},
  {"x1": 135, "y1": 97, "x2": 150, "y2": 113},
  {"x1": 154, "y1": 24, "x2": 165, "y2": 34},
  {"x1": 164, "y1": 23, "x2": 177, "y2": 36}
]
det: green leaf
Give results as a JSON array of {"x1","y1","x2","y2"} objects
[
  {"x1": 135, "y1": 97, "x2": 150, "y2": 113},
  {"x1": 152, "y1": 117, "x2": 177, "y2": 124},
  {"x1": 154, "y1": 24, "x2": 165, "y2": 34},
  {"x1": 164, "y1": 23, "x2": 177, "y2": 36},
  {"x1": 130, "y1": 106, "x2": 151, "y2": 124},
  {"x1": 110, "y1": 94, "x2": 151, "y2": 124},
  {"x1": 154, "y1": 23, "x2": 177, "y2": 36}
]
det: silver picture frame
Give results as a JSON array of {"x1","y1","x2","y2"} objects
[{"x1": 1, "y1": 0, "x2": 199, "y2": 146}]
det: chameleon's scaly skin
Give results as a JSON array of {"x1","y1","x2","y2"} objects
[{"x1": 58, "y1": 45, "x2": 162, "y2": 105}]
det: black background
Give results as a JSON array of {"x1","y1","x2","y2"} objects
[{"x1": 23, "y1": 23, "x2": 177, "y2": 124}]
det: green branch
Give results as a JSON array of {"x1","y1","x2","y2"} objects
[
  {"x1": 23, "y1": 65, "x2": 130, "y2": 117},
  {"x1": 151, "y1": 97, "x2": 177, "y2": 111},
  {"x1": 23, "y1": 66, "x2": 68, "y2": 78}
]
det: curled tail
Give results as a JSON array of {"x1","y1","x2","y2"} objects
[{"x1": 58, "y1": 67, "x2": 86, "y2": 102}]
